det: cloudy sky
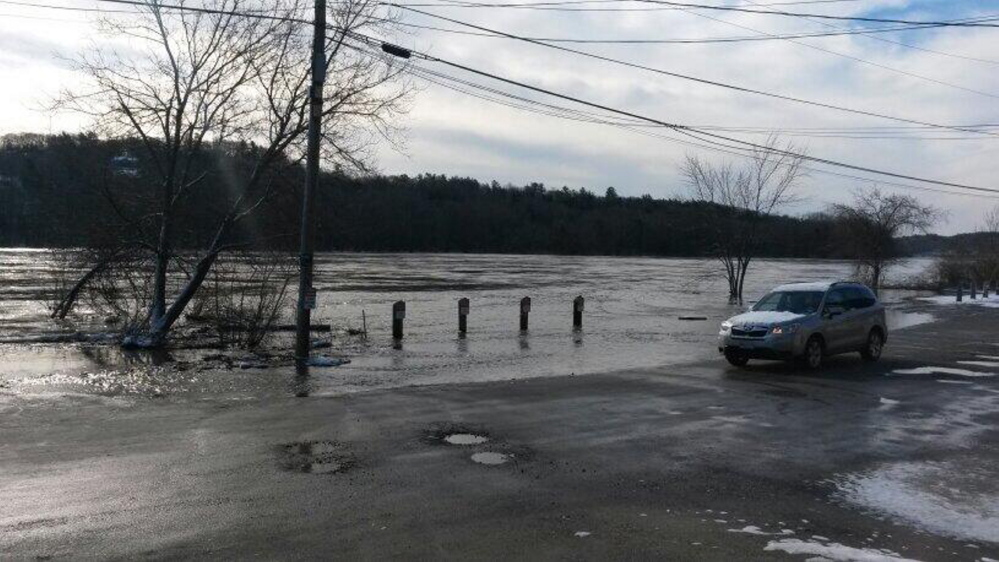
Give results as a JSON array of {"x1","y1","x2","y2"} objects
[{"x1": 1, "y1": 0, "x2": 997, "y2": 234}]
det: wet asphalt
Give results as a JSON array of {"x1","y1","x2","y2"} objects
[{"x1": 2, "y1": 306, "x2": 998, "y2": 560}]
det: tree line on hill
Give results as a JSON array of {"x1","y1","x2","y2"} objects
[{"x1": 2, "y1": 132, "x2": 847, "y2": 258}]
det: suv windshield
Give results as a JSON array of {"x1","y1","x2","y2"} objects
[{"x1": 753, "y1": 291, "x2": 824, "y2": 315}]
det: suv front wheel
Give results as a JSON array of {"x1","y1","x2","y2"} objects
[{"x1": 724, "y1": 348, "x2": 749, "y2": 367}]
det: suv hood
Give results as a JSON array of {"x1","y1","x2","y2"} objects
[{"x1": 727, "y1": 310, "x2": 807, "y2": 327}]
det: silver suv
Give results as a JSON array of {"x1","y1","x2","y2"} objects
[{"x1": 717, "y1": 281, "x2": 887, "y2": 369}]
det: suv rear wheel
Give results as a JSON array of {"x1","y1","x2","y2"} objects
[
  {"x1": 802, "y1": 336, "x2": 824, "y2": 370},
  {"x1": 861, "y1": 329, "x2": 884, "y2": 362}
]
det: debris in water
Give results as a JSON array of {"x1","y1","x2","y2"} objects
[
  {"x1": 444, "y1": 433, "x2": 489, "y2": 445},
  {"x1": 306, "y1": 356, "x2": 350, "y2": 368},
  {"x1": 471, "y1": 452, "x2": 510, "y2": 465}
]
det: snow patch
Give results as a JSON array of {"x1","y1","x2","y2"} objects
[
  {"x1": 832, "y1": 461, "x2": 999, "y2": 543},
  {"x1": 959, "y1": 361, "x2": 999, "y2": 368},
  {"x1": 891, "y1": 366, "x2": 995, "y2": 378},
  {"x1": 920, "y1": 295, "x2": 999, "y2": 308},
  {"x1": 764, "y1": 538, "x2": 920, "y2": 561},
  {"x1": 574, "y1": 531, "x2": 591, "y2": 538}
]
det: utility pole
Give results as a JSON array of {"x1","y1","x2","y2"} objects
[{"x1": 295, "y1": 0, "x2": 327, "y2": 360}]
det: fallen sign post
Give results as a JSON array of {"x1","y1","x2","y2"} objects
[
  {"x1": 392, "y1": 301, "x2": 406, "y2": 339},
  {"x1": 520, "y1": 297, "x2": 531, "y2": 332}
]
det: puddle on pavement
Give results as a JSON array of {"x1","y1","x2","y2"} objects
[
  {"x1": 280, "y1": 440, "x2": 354, "y2": 474},
  {"x1": 471, "y1": 452, "x2": 510, "y2": 465},
  {"x1": 445, "y1": 433, "x2": 489, "y2": 446}
]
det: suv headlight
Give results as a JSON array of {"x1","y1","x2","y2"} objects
[
  {"x1": 720, "y1": 321, "x2": 732, "y2": 334},
  {"x1": 771, "y1": 323, "x2": 799, "y2": 335}
]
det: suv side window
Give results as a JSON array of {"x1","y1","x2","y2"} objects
[
  {"x1": 848, "y1": 286, "x2": 876, "y2": 309},
  {"x1": 825, "y1": 288, "x2": 847, "y2": 310}
]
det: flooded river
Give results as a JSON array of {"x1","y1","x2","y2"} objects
[{"x1": 0, "y1": 250, "x2": 935, "y2": 397}]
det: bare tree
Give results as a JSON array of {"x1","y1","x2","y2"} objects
[
  {"x1": 56, "y1": 0, "x2": 409, "y2": 347},
  {"x1": 831, "y1": 188, "x2": 940, "y2": 293},
  {"x1": 683, "y1": 135, "x2": 806, "y2": 303}
]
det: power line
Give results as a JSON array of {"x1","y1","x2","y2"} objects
[
  {"x1": 364, "y1": 35, "x2": 999, "y2": 194},
  {"x1": 632, "y1": 0, "x2": 999, "y2": 28},
  {"x1": 740, "y1": 0, "x2": 999, "y2": 66},
  {"x1": 386, "y1": 16, "x2": 999, "y2": 44},
  {"x1": 398, "y1": 0, "x2": 861, "y2": 12},
  {"x1": 672, "y1": 5, "x2": 999, "y2": 100},
  {"x1": 389, "y1": 5, "x2": 999, "y2": 137},
  {"x1": 392, "y1": 53, "x2": 999, "y2": 199}
]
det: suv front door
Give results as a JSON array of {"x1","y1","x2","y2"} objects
[{"x1": 821, "y1": 288, "x2": 853, "y2": 353}]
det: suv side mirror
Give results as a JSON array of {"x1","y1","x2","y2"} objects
[{"x1": 824, "y1": 305, "x2": 844, "y2": 319}]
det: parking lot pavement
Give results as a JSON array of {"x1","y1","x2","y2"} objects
[{"x1": 1, "y1": 306, "x2": 998, "y2": 560}]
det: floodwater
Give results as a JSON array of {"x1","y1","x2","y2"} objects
[{"x1": 0, "y1": 250, "x2": 936, "y2": 398}]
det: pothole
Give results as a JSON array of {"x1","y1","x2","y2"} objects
[
  {"x1": 471, "y1": 452, "x2": 511, "y2": 465},
  {"x1": 280, "y1": 440, "x2": 354, "y2": 474},
  {"x1": 444, "y1": 433, "x2": 489, "y2": 446}
]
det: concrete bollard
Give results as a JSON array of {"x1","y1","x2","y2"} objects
[
  {"x1": 573, "y1": 295, "x2": 584, "y2": 329},
  {"x1": 458, "y1": 297, "x2": 469, "y2": 335},
  {"x1": 971, "y1": 280, "x2": 978, "y2": 300},
  {"x1": 520, "y1": 297, "x2": 531, "y2": 332},
  {"x1": 392, "y1": 300, "x2": 406, "y2": 339},
  {"x1": 957, "y1": 284, "x2": 963, "y2": 302}
]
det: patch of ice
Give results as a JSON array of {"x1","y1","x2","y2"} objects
[
  {"x1": 832, "y1": 461, "x2": 999, "y2": 543},
  {"x1": 764, "y1": 539, "x2": 921, "y2": 561},
  {"x1": 891, "y1": 366, "x2": 995, "y2": 378},
  {"x1": 879, "y1": 397, "x2": 900, "y2": 408}
]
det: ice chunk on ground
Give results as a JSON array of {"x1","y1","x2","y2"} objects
[
  {"x1": 728, "y1": 525, "x2": 770, "y2": 535},
  {"x1": 764, "y1": 538, "x2": 921, "y2": 561}
]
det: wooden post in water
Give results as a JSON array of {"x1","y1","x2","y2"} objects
[
  {"x1": 573, "y1": 295, "x2": 584, "y2": 329},
  {"x1": 392, "y1": 301, "x2": 405, "y2": 339},
  {"x1": 957, "y1": 284, "x2": 963, "y2": 302},
  {"x1": 520, "y1": 297, "x2": 531, "y2": 332},
  {"x1": 458, "y1": 298, "x2": 469, "y2": 335}
]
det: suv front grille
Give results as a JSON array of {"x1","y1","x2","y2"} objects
[{"x1": 731, "y1": 326, "x2": 768, "y2": 338}]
